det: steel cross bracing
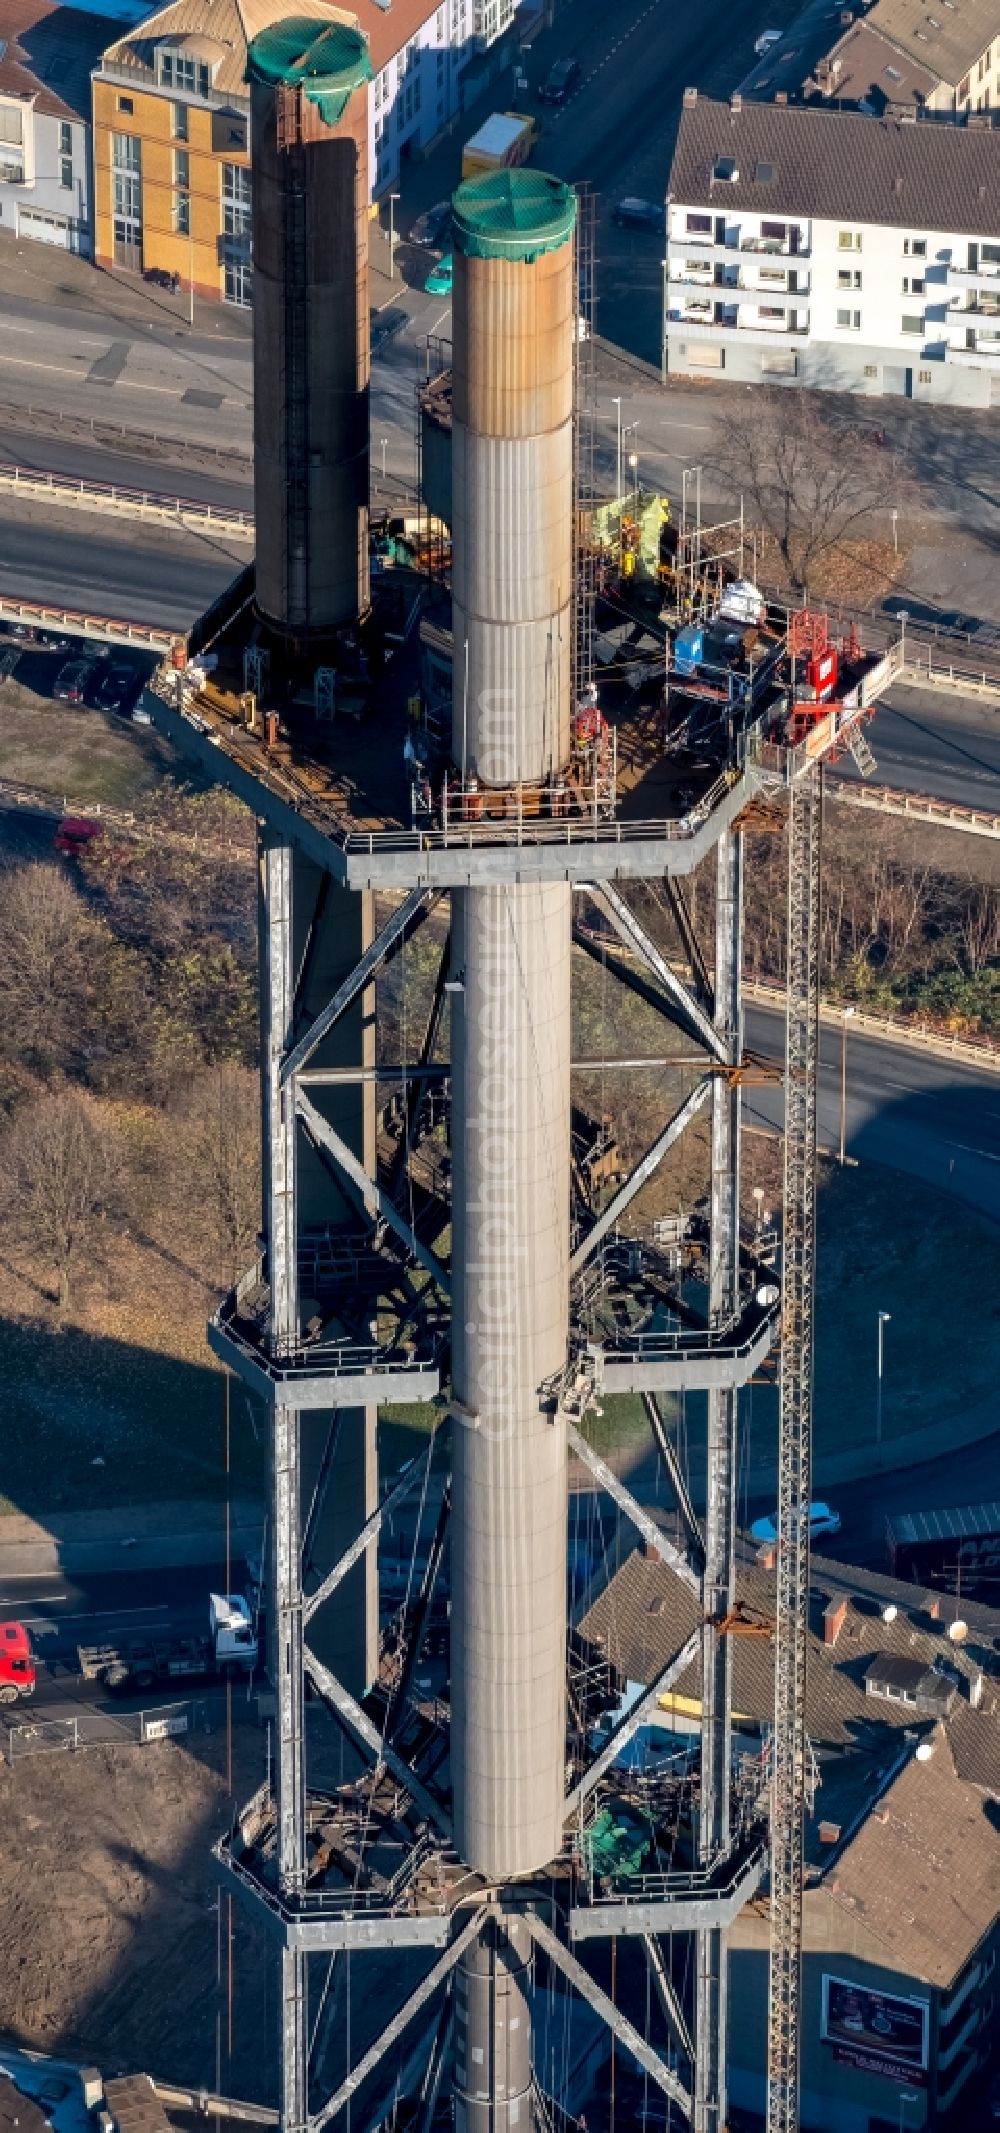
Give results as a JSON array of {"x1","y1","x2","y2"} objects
[
  {"x1": 219, "y1": 818, "x2": 780, "y2": 2133},
  {"x1": 766, "y1": 765, "x2": 822, "y2": 2133}
]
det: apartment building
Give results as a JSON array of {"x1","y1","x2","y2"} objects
[
  {"x1": 0, "y1": 0, "x2": 116, "y2": 251},
  {"x1": 90, "y1": 0, "x2": 516, "y2": 305},
  {"x1": 665, "y1": 94, "x2": 1000, "y2": 407},
  {"x1": 581, "y1": 1549, "x2": 1000, "y2": 2130},
  {"x1": 863, "y1": 0, "x2": 1000, "y2": 114}
]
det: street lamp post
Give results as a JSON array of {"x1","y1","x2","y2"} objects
[
  {"x1": 380, "y1": 436, "x2": 388, "y2": 483},
  {"x1": 876, "y1": 1310, "x2": 891, "y2": 1447},
  {"x1": 628, "y1": 448, "x2": 639, "y2": 515},
  {"x1": 891, "y1": 507, "x2": 899, "y2": 556},
  {"x1": 388, "y1": 191, "x2": 400, "y2": 280},
  {"x1": 898, "y1": 606, "x2": 909, "y2": 671},
  {"x1": 839, "y1": 1005, "x2": 856, "y2": 1165}
]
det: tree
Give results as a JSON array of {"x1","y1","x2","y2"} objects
[
  {"x1": 708, "y1": 390, "x2": 909, "y2": 591},
  {"x1": 0, "y1": 864, "x2": 101, "y2": 1080},
  {"x1": 0, "y1": 1089, "x2": 124, "y2": 1313}
]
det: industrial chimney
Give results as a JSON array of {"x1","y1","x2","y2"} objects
[
  {"x1": 446, "y1": 162, "x2": 577, "y2": 2133},
  {"x1": 247, "y1": 18, "x2": 372, "y2": 645}
]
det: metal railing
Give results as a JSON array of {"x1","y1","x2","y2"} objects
[
  {"x1": 830, "y1": 778, "x2": 1000, "y2": 841},
  {"x1": 1, "y1": 1698, "x2": 204, "y2": 1760},
  {"x1": 744, "y1": 977, "x2": 1000, "y2": 1070},
  {"x1": 219, "y1": 1824, "x2": 443, "y2": 1921},
  {"x1": 0, "y1": 592, "x2": 177, "y2": 653},
  {"x1": 213, "y1": 1260, "x2": 442, "y2": 1382},
  {"x1": 0, "y1": 460, "x2": 253, "y2": 540}
]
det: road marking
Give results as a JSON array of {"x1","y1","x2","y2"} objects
[
  {"x1": 0, "y1": 354, "x2": 85, "y2": 380},
  {"x1": 943, "y1": 1138, "x2": 1000, "y2": 1162}
]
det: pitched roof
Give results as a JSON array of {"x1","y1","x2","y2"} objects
[
  {"x1": 867, "y1": 0, "x2": 998, "y2": 85},
  {"x1": 807, "y1": 19, "x2": 940, "y2": 110},
  {"x1": 0, "y1": 0, "x2": 119, "y2": 119},
  {"x1": 827, "y1": 1726, "x2": 1000, "y2": 1985},
  {"x1": 579, "y1": 1545, "x2": 1000, "y2": 1786},
  {"x1": 580, "y1": 1544, "x2": 1000, "y2": 1984},
  {"x1": 668, "y1": 93, "x2": 1000, "y2": 239},
  {"x1": 100, "y1": 0, "x2": 441, "y2": 95}
]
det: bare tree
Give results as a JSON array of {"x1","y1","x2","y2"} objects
[
  {"x1": 0, "y1": 864, "x2": 100, "y2": 1079},
  {"x1": 0, "y1": 1089, "x2": 124, "y2": 1313},
  {"x1": 708, "y1": 390, "x2": 908, "y2": 590}
]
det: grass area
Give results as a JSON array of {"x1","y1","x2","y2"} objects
[
  {"x1": 0, "y1": 678, "x2": 174, "y2": 810},
  {"x1": 0, "y1": 1319, "x2": 263, "y2": 1515}
]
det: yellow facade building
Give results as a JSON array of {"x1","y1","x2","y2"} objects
[{"x1": 92, "y1": 0, "x2": 349, "y2": 305}]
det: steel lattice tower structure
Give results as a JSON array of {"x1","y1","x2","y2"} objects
[{"x1": 158, "y1": 112, "x2": 894, "y2": 2131}]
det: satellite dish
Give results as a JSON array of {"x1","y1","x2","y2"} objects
[
  {"x1": 947, "y1": 1619, "x2": 969, "y2": 1643},
  {"x1": 915, "y1": 1742, "x2": 934, "y2": 1761},
  {"x1": 882, "y1": 1604, "x2": 898, "y2": 1623}
]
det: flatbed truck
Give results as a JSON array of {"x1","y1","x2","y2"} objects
[{"x1": 78, "y1": 1593, "x2": 258, "y2": 1693}]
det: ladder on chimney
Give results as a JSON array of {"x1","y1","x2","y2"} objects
[{"x1": 766, "y1": 760, "x2": 822, "y2": 2133}]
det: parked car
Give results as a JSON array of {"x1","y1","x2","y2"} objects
[
  {"x1": 424, "y1": 253, "x2": 454, "y2": 297},
  {"x1": 410, "y1": 200, "x2": 451, "y2": 247},
  {"x1": 614, "y1": 196, "x2": 663, "y2": 232},
  {"x1": 755, "y1": 26, "x2": 782, "y2": 53},
  {"x1": 54, "y1": 659, "x2": 91, "y2": 704},
  {"x1": 88, "y1": 662, "x2": 139, "y2": 714},
  {"x1": 54, "y1": 816, "x2": 104, "y2": 856},
  {"x1": 36, "y1": 631, "x2": 72, "y2": 652},
  {"x1": 539, "y1": 56, "x2": 580, "y2": 103},
  {"x1": 751, "y1": 1503, "x2": 841, "y2": 1546}
]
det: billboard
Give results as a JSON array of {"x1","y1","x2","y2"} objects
[{"x1": 821, "y1": 1975, "x2": 929, "y2": 2086}]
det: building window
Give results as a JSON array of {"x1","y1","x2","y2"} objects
[
  {"x1": 112, "y1": 131, "x2": 141, "y2": 264},
  {"x1": 902, "y1": 276, "x2": 925, "y2": 294},
  {"x1": 224, "y1": 256, "x2": 252, "y2": 307},
  {"x1": 173, "y1": 101, "x2": 189, "y2": 140},
  {"x1": 958, "y1": 72, "x2": 970, "y2": 98},
  {"x1": 60, "y1": 156, "x2": 73, "y2": 189},
  {"x1": 918, "y1": 368, "x2": 932, "y2": 382},
  {"x1": 173, "y1": 147, "x2": 189, "y2": 190},
  {"x1": 836, "y1": 307, "x2": 861, "y2": 328},
  {"x1": 174, "y1": 193, "x2": 190, "y2": 234},
  {"x1": 901, "y1": 314, "x2": 924, "y2": 332},
  {"x1": 118, "y1": 95, "x2": 133, "y2": 113},
  {"x1": 903, "y1": 236, "x2": 927, "y2": 256},
  {"x1": 0, "y1": 101, "x2": 24, "y2": 181},
  {"x1": 863, "y1": 363, "x2": 878, "y2": 376},
  {"x1": 159, "y1": 51, "x2": 210, "y2": 97},
  {"x1": 222, "y1": 162, "x2": 251, "y2": 240},
  {"x1": 837, "y1": 269, "x2": 862, "y2": 289},
  {"x1": 59, "y1": 121, "x2": 72, "y2": 157},
  {"x1": 686, "y1": 212, "x2": 711, "y2": 234},
  {"x1": 838, "y1": 229, "x2": 861, "y2": 249}
]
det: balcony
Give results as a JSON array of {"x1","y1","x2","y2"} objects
[
  {"x1": 741, "y1": 231, "x2": 810, "y2": 259},
  {"x1": 947, "y1": 257, "x2": 1000, "y2": 289},
  {"x1": 97, "y1": 57, "x2": 250, "y2": 113},
  {"x1": 669, "y1": 314, "x2": 810, "y2": 347},
  {"x1": 946, "y1": 336, "x2": 1000, "y2": 365}
]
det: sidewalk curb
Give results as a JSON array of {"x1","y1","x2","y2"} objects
[
  {"x1": 744, "y1": 979, "x2": 1000, "y2": 1073},
  {"x1": 0, "y1": 1500, "x2": 263, "y2": 1579}
]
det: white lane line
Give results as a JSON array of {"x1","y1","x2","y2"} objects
[{"x1": 943, "y1": 1139, "x2": 1000, "y2": 1162}]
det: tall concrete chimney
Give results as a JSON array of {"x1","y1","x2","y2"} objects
[
  {"x1": 447, "y1": 164, "x2": 577, "y2": 2133},
  {"x1": 247, "y1": 19, "x2": 371, "y2": 643},
  {"x1": 448, "y1": 168, "x2": 578, "y2": 1892}
]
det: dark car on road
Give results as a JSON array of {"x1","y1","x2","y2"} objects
[
  {"x1": 539, "y1": 56, "x2": 580, "y2": 103},
  {"x1": 613, "y1": 196, "x2": 663, "y2": 232},
  {"x1": 410, "y1": 200, "x2": 451, "y2": 247},
  {"x1": 54, "y1": 659, "x2": 91, "y2": 705}
]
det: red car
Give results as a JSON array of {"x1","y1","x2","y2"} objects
[{"x1": 54, "y1": 816, "x2": 104, "y2": 856}]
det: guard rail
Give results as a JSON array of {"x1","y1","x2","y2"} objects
[{"x1": 0, "y1": 459, "x2": 253, "y2": 539}]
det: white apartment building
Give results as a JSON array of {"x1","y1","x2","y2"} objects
[
  {"x1": 369, "y1": 0, "x2": 521, "y2": 196},
  {"x1": 665, "y1": 92, "x2": 1000, "y2": 408},
  {"x1": 0, "y1": 0, "x2": 116, "y2": 250}
]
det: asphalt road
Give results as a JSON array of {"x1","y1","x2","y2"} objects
[
  {"x1": 745, "y1": 1001, "x2": 1000, "y2": 1225},
  {"x1": 0, "y1": 506, "x2": 247, "y2": 630},
  {"x1": 835, "y1": 681, "x2": 1000, "y2": 813}
]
